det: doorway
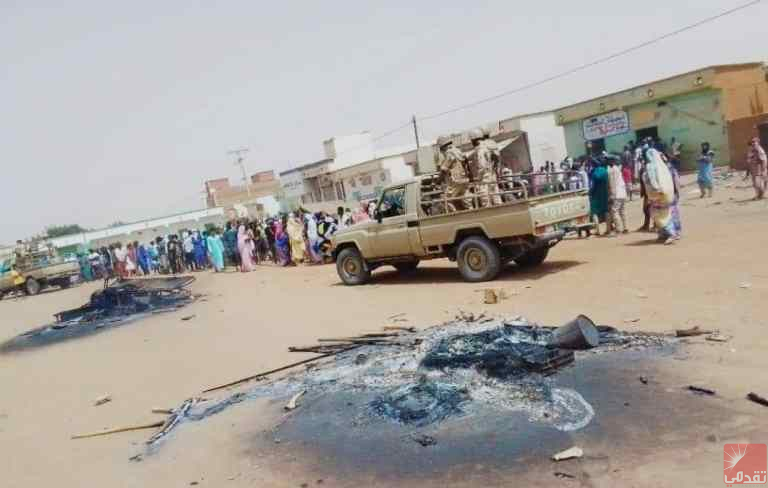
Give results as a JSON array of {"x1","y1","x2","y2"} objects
[{"x1": 635, "y1": 126, "x2": 659, "y2": 143}]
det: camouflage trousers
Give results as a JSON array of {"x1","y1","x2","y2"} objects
[
  {"x1": 477, "y1": 172, "x2": 502, "y2": 207},
  {"x1": 446, "y1": 182, "x2": 471, "y2": 211}
]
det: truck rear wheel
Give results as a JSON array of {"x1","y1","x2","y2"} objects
[
  {"x1": 25, "y1": 278, "x2": 41, "y2": 296},
  {"x1": 336, "y1": 247, "x2": 371, "y2": 286},
  {"x1": 514, "y1": 247, "x2": 549, "y2": 268},
  {"x1": 456, "y1": 236, "x2": 502, "y2": 282}
]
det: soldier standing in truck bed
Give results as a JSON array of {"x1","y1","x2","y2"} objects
[
  {"x1": 469, "y1": 128, "x2": 502, "y2": 207},
  {"x1": 436, "y1": 135, "x2": 472, "y2": 212}
]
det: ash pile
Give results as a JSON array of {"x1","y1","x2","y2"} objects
[
  {"x1": 152, "y1": 314, "x2": 672, "y2": 447},
  {"x1": 1, "y1": 276, "x2": 196, "y2": 353}
]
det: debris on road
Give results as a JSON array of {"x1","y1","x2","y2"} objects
[
  {"x1": 549, "y1": 315, "x2": 599, "y2": 350},
  {"x1": 412, "y1": 434, "x2": 437, "y2": 447},
  {"x1": 1, "y1": 277, "x2": 197, "y2": 354},
  {"x1": 181, "y1": 315, "x2": 196, "y2": 321},
  {"x1": 552, "y1": 446, "x2": 583, "y2": 461},
  {"x1": 72, "y1": 420, "x2": 165, "y2": 440},
  {"x1": 483, "y1": 289, "x2": 499, "y2": 304},
  {"x1": 554, "y1": 471, "x2": 577, "y2": 479},
  {"x1": 639, "y1": 376, "x2": 649, "y2": 385},
  {"x1": 284, "y1": 390, "x2": 306, "y2": 411},
  {"x1": 739, "y1": 283, "x2": 752, "y2": 289},
  {"x1": 675, "y1": 326, "x2": 712, "y2": 338},
  {"x1": 706, "y1": 334, "x2": 731, "y2": 343},
  {"x1": 94, "y1": 395, "x2": 112, "y2": 406},
  {"x1": 687, "y1": 386, "x2": 716, "y2": 396},
  {"x1": 746, "y1": 392, "x2": 768, "y2": 407},
  {"x1": 623, "y1": 318, "x2": 640, "y2": 324}
]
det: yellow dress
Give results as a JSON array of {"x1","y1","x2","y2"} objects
[{"x1": 286, "y1": 218, "x2": 305, "y2": 263}]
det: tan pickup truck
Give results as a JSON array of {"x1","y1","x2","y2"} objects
[
  {"x1": 332, "y1": 172, "x2": 590, "y2": 285},
  {"x1": 0, "y1": 251, "x2": 80, "y2": 298}
]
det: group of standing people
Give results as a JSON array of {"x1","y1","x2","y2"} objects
[
  {"x1": 435, "y1": 127, "x2": 502, "y2": 212},
  {"x1": 77, "y1": 229, "x2": 227, "y2": 281},
  {"x1": 221, "y1": 209, "x2": 345, "y2": 272}
]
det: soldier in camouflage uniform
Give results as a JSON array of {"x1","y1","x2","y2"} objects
[
  {"x1": 435, "y1": 135, "x2": 472, "y2": 212},
  {"x1": 469, "y1": 128, "x2": 502, "y2": 207}
]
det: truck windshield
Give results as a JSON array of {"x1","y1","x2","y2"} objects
[{"x1": 377, "y1": 186, "x2": 406, "y2": 218}]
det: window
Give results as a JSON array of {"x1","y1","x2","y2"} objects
[
  {"x1": 379, "y1": 171, "x2": 387, "y2": 183},
  {"x1": 361, "y1": 174, "x2": 372, "y2": 186},
  {"x1": 377, "y1": 186, "x2": 407, "y2": 219},
  {"x1": 349, "y1": 178, "x2": 356, "y2": 188}
]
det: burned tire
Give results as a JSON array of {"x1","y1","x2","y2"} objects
[
  {"x1": 393, "y1": 260, "x2": 419, "y2": 274},
  {"x1": 336, "y1": 247, "x2": 371, "y2": 286},
  {"x1": 514, "y1": 247, "x2": 549, "y2": 268},
  {"x1": 25, "y1": 278, "x2": 41, "y2": 296},
  {"x1": 456, "y1": 236, "x2": 502, "y2": 282}
]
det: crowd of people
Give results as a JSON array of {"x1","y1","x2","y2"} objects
[
  {"x1": 74, "y1": 206, "x2": 377, "y2": 281},
  {"x1": 71, "y1": 135, "x2": 766, "y2": 281}
]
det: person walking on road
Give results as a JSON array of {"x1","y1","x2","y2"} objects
[
  {"x1": 747, "y1": 137, "x2": 767, "y2": 200},
  {"x1": 607, "y1": 158, "x2": 629, "y2": 235},
  {"x1": 589, "y1": 160, "x2": 610, "y2": 236},
  {"x1": 697, "y1": 142, "x2": 715, "y2": 198}
]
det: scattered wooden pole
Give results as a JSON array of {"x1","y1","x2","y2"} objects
[
  {"x1": 72, "y1": 421, "x2": 164, "y2": 440},
  {"x1": 747, "y1": 392, "x2": 768, "y2": 407},
  {"x1": 203, "y1": 346, "x2": 359, "y2": 393}
]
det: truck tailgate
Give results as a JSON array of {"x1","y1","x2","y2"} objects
[{"x1": 529, "y1": 193, "x2": 590, "y2": 230}]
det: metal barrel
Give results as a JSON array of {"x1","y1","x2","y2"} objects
[{"x1": 549, "y1": 315, "x2": 600, "y2": 350}]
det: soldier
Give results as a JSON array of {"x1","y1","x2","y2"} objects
[
  {"x1": 469, "y1": 128, "x2": 502, "y2": 207},
  {"x1": 436, "y1": 135, "x2": 472, "y2": 212}
]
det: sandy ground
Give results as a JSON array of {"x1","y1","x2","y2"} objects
[{"x1": 1, "y1": 176, "x2": 767, "y2": 488}]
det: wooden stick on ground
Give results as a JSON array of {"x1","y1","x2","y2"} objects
[
  {"x1": 72, "y1": 421, "x2": 165, "y2": 440},
  {"x1": 203, "y1": 346, "x2": 359, "y2": 394},
  {"x1": 675, "y1": 326, "x2": 713, "y2": 337},
  {"x1": 383, "y1": 326, "x2": 417, "y2": 333}
]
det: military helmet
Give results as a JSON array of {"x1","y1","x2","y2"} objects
[
  {"x1": 469, "y1": 128, "x2": 484, "y2": 141},
  {"x1": 436, "y1": 135, "x2": 452, "y2": 148}
]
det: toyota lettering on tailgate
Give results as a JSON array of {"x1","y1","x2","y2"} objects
[{"x1": 536, "y1": 200, "x2": 585, "y2": 222}]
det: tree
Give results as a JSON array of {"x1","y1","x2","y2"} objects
[{"x1": 45, "y1": 224, "x2": 88, "y2": 238}]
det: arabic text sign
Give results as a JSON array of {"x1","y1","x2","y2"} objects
[
  {"x1": 724, "y1": 443, "x2": 767, "y2": 485},
  {"x1": 582, "y1": 110, "x2": 630, "y2": 141}
]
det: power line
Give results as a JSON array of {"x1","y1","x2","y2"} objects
[{"x1": 418, "y1": 0, "x2": 764, "y2": 122}]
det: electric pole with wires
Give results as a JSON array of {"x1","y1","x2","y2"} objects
[{"x1": 228, "y1": 147, "x2": 251, "y2": 197}]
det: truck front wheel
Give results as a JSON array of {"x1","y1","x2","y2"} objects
[
  {"x1": 336, "y1": 248, "x2": 371, "y2": 286},
  {"x1": 25, "y1": 278, "x2": 41, "y2": 296},
  {"x1": 456, "y1": 236, "x2": 502, "y2": 282},
  {"x1": 514, "y1": 247, "x2": 549, "y2": 268}
]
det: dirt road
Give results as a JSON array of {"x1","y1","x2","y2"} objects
[{"x1": 1, "y1": 177, "x2": 766, "y2": 487}]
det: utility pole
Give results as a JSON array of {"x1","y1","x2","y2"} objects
[
  {"x1": 228, "y1": 147, "x2": 251, "y2": 197},
  {"x1": 412, "y1": 115, "x2": 420, "y2": 149}
]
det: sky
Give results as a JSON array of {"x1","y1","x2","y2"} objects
[{"x1": 1, "y1": 0, "x2": 766, "y2": 243}]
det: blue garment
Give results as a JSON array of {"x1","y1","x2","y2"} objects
[
  {"x1": 193, "y1": 236, "x2": 207, "y2": 267},
  {"x1": 137, "y1": 245, "x2": 151, "y2": 274},
  {"x1": 697, "y1": 153, "x2": 714, "y2": 190}
]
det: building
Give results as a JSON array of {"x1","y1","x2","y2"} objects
[
  {"x1": 279, "y1": 133, "x2": 415, "y2": 212},
  {"x1": 554, "y1": 62, "x2": 768, "y2": 170},
  {"x1": 204, "y1": 170, "x2": 281, "y2": 217},
  {"x1": 46, "y1": 208, "x2": 227, "y2": 250}
]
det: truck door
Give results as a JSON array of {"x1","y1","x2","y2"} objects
[{"x1": 371, "y1": 185, "x2": 413, "y2": 257}]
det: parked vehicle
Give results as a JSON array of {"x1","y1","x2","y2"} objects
[
  {"x1": 0, "y1": 249, "x2": 80, "y2": 298},
  {"x1": 332, "y1": 172, "x2": 590, "y2": 285}
]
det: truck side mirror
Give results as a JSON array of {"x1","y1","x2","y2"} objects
[{"x1": 375, "y1": 210, "x2": 383, "y2": 223}]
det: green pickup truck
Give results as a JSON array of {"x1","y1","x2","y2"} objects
[{"x1": 332, "y1": 172, "x2": 590, "y2": 285}]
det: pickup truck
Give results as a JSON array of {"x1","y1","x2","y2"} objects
[
  {"x1": 331, "y1": 172, "x2": 590, "y2": 285},
  {"x1": 0, "y1": 251, "x2": 80, "y2": 298}
]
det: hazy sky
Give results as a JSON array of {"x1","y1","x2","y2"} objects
[{"x1": 2, "y1": 0, "x2": 766, "y2": 243}]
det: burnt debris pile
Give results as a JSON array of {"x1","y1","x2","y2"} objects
[
  {"x1": 1, "y1": 276, "x2": 196, "y2": 353},
  {"x1": 145, "y1": 314, "x2": 673, "y2": 449}
]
